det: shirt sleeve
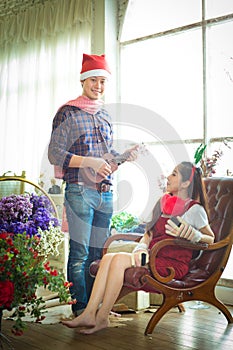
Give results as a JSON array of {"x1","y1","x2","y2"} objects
[
  {"x1": 181, "y1": 204, "x2": 209, "y2": 230},
  {"x1": 48, "y1": 106, "x2": 74, "y2": 168}
]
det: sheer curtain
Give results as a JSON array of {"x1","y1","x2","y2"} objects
[{"x1": 0, "y1": 0, "x2": 91, "y2": 189}]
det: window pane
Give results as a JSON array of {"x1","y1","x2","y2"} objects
[
  {"x1": 120, "y1": 29, "x2": 203, "y2": 140},
  {"x1": 115, "y1": 142, "x2": 193, "y2": 220},
  {"x1": 206, "y1": 0, "x2": 233, "y2": 19},
  {"x1": 206, "y1": 21, "x2": 233, "y2": 138},
  {"x1": 208, "y1": 140, "x2": 233, "y2": 177},
  {"x1": 121, "y1": 0, "x2": 201, "y2": 42}
]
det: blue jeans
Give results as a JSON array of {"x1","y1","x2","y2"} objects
[{"x1": 64, "y1": 183, "x2": 113, "y2": 312}]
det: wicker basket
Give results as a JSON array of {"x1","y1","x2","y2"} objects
[{"x1": 0, "y1": 171, "x2": 26, "y2": 198}]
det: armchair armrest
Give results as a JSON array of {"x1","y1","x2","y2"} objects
[
  {"x1": 148, "y1": 238, "x2": 209, "y2": 283},
  {"x1": 148, "y1": 232, "x2": 232, "y2": 284},
  {"x1": 102, "y1": 233, "x2": 143, "y2": 256},
  {"x1": 206, "y1": 234, "x2": 232, "y2": 250}
]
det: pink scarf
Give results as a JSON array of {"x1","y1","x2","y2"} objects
[
  {"x1": 60, "y1": 95, "x2": 104, "y2": 115},
  {"x1": 161, "y1": 193, "x2": 191, "y2": 216}
]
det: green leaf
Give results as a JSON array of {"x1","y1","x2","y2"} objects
[{"x1": 194, "y1": 143, "x2": 207, "y2": 164}]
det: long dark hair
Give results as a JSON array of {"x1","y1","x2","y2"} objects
[
  {"x1": 145, "y1": 161, "x2": 209, "y2": 234},
  {"x1": 178, "y1": 161, "x2": 209, "y2": 215}
]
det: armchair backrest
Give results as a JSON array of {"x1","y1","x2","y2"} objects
[
  {"x1": 204, "y1": 177, "x2": 233, "y2": 242},
  {"x1": 194, "y1": 177, "x2": 233, "y2": 275}
]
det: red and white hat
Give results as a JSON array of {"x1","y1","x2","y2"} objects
[{"x1": 80, "y1": 54, "x2": 111, "y2": 80}]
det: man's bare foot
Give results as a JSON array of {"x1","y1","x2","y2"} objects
[
  {"x1": 79, "y1": 316, "x2": 110, "y2": 334},
  {"x1": 62, "y1": 313, "x2": 95, "y2": 329}
]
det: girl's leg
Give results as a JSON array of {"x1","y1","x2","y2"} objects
[
  {"x1": 80, "y1": 253, "x2": 132, "y2": 334},
  {"x1": 63, "y1": 252, "x2": 117, "y2": 328}
]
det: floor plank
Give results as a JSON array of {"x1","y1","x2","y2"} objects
[{"x1": 1, "y1": 302, "x2": 233, "y2": 350}]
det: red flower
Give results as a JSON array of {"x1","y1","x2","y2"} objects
[
  {"x1": 33, "y1": 251, "x2": 38, "y2": 259},
  {"x1": 11, "y1": 328, "x2": 23, "y2": 336},
  {"x1": 0, "y1": 233, "x2": 10, "y2": 240},
  {"x1": 0, "y1": 280, "x2": 14, "y2": 309},
  {"x1": 43, "y1": 277, "x2": 48, "y2": 285},
  {"x1": 6, "y1": 238, "x2": 13, "y2": 245},
  {"x1": 50, "y1": 269, "x2": 58, "y2": 276},
  {"x1": 18, "y1": 306, "x2": 26, "y2": 311},
  {"x1": 64, "y1": 281, "x2": 73, "y2": 288},
  {"x1": 44, "y1": 261, "x2": 51, "y2": 271}
]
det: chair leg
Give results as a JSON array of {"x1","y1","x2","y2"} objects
[
  {"x1": 177, "y1": 303, "x2": 185, "y2": 312},
  {"x1": 208, "y1": 296, "x2": 233, "y2": 323},
  {"x1": 145, "y1": 298, "x2": 176, "y2": 335}
]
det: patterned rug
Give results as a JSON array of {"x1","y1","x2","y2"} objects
[{"x1": 3, "y1": 290, "x2": 134, "y2": 328}]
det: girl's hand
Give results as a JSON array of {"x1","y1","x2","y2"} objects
[
  {"x1": 166, "y1": 216, "x2": 202, "y2": 243},
  {"x1": 131, "y1": 242, "x2": 149, "y2": 266},
  {"x1": 131, "y1": 250, "x2": 149, "y2": 267},
  {"x1": 165, "y1": 219, "x2": 180, "y2": 237}
]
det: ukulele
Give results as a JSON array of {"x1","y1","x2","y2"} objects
[
  {"x1": 54, "y1": 154, "x2": 126, "y2": 182},
  {"x1": 80, "y1": 144, "x2": 147, "y2": 184}
]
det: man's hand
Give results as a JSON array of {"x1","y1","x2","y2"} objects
[
  {"x1": 81, "y1": 157, "x2": 112, "y2": 177},
  {"x1": 124, "y1": 144, "x2": 140, "y2": 162}
]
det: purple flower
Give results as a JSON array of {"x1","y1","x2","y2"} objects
[
  {"x1": 0, "y1": 195, "x2": 32, "y2": 225},
  {"x1": 0, "y1": 193, "x2": 59, "y2": 236}
]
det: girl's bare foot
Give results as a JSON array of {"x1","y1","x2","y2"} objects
[
  {"x1": 62, "y1": 312, "x2": 95, "y2": 329},
  {"x1": 79, "y1": 315, "x2": 110, "y2": 334}
]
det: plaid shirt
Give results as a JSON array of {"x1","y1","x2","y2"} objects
[{"x1": 48, "y1": 105, "x2": 117, "y2": 183}]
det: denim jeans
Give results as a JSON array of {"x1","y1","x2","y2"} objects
[{"x1": 64, "y1": 183, "x2": 113, "y2": 312}]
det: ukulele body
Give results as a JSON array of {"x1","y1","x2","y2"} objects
[{"x1": 80, "y1": 153, "x2": 126, "y2": 184}]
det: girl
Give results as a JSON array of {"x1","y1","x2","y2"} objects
[{"x1": 62, "y1": 161, "x2": 215, "y2": 334}]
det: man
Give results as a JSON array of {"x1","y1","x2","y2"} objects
[{"x1": 48, "y1": 53, "x2": 138, "y2": 316}]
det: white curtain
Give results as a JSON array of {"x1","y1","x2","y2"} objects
[{"x1": 0, "y1": 0, "x2": 91, "y2": 189}]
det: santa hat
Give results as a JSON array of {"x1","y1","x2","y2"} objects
[{"x1": 80, "y1": 54, "x2": 111, "y2": 80}]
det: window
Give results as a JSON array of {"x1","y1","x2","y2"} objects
[
  {"x1": 119, "y1": 0, "x2": 233, "y2": 213},
  {"x1": 118, "y1": 0, "x2": 233, "y2": 280}
]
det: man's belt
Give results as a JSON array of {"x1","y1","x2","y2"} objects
[
  {"x1": 73, "y1": 181, "x2": 112, "y2": 193},
  {"x1": 96, "y1": 182, "x2": 112, "y2": 193}
]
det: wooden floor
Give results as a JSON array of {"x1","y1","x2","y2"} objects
[{"x1": 1, "y1": 302, "x2": 233, "y2": 350}]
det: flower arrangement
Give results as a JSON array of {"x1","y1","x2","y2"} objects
[
  {"x1": 200, "y1": 149, "x2": 223, "y2": 177},
  {"x1": 194, "y1": 140, "x2": 232, "y2": 177},
  {"x1": 0, "y1": 232, "x2": 72, "y2": 335},
  {"x1": 0, "y1": 193, "x2": 73, "y2": 335},
  {"x1": 0, "y1": 193, "x2": 65, "y2": 258},
  {"x1": 194, "y1": 143, "x2": 221, "y2": 177}
]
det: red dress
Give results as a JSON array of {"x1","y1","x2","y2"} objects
[{"x1": 149, "y1": 200, "x2": 198, "y2": 280}]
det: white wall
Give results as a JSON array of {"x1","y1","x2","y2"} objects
[{"x1": 91, "y1": 0, "x2": 119, "y2": 103}]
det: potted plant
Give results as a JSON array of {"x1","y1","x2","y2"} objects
[
  {"x1": 111, "y1": 211, "x2": 145, "y2": 233},
  {"x1": 0, "y1": 193, "x2": 74, "y2": 336}
]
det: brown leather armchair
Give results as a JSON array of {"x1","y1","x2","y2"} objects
[{"x1": 90, "y1": 177, "x2": 233, "y2": 335}]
